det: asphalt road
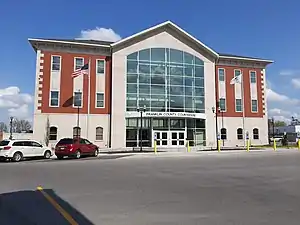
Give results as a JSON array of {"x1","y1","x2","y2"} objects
[{"x1": 0, "y1": 150, "x2": 300, "y2": 225}]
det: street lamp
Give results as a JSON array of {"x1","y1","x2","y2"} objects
[
  {"x1": 9, "y1": 117, "x2": 13, "y2": 140},
  {"x1": 137, "y1": 105, "x2": 146, "y2": 151},
  {"x1": 212, "y1": 105, "x2": 219, "y2": 150}
]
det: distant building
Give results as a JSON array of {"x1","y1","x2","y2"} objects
[{"x1": 29, "y1": 21, "x2": 273, "y2": 150}]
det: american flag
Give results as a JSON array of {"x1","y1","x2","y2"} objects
[{"x1": 72, "y1": 63, "x2": 89, "y2": 78}]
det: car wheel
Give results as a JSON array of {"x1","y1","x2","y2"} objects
[
  {"x1": 12, "y1": 152, "x2": 23, "y2": 162},
  {"x1": 94, "y1": 149, "x2": 99, "y2": 157},
  {"x1": 57, "y1": 155, "x2": 64, "y2": 160},
  {"x1": 75, "y1": 150, "x2": 81, "y2": 159},
  {"x1": 44, "y1": 151, "x2": 51, "y2": 159}
]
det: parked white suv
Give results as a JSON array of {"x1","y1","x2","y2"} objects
[{"x1": 0, "y1": 139, "x2": 53, "y2": 162}]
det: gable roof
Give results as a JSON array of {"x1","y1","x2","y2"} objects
[
  {"x1": 111, "y1": 20, "x2": 219, "y2": 58},
  {"x1": 219, "y1": 53, "x2": 274, "y2": 63},
  {"x1": 28, "y1": 38, "x2": 112, "y2": 50}
]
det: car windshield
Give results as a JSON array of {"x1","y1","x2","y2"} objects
[
  {"x1": 0, "y1": 140, "x2": 10, "y2": 146},
  {"x1": 57, "y1": 138, "x2": 74, "y2": 145}
]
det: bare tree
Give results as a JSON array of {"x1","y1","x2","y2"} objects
[
  {"x1": 12, "y1": 119, "x2": 32, "y2": 133},
  {"x1": 44, "y1": 117, "x2": 50, "y2": 146},
  {"x1": 0, "y1": 122, "x2": 8, "y2": 132}
]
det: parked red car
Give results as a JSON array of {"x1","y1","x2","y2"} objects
[{"x1": 55, "y1": 138, "x2": 99, "y2": 159}]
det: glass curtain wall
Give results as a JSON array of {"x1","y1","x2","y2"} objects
[{"x1": 126, "y1": 48, "x2": 205, "y2": 112}]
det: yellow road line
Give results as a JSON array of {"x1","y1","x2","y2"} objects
[{"x1": 37, "y1": 186, "x2": 78, "y2": 225}]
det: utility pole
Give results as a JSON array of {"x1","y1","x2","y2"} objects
[{"x1": 9, "y1": 117, "x2": 13, "y2": 140}]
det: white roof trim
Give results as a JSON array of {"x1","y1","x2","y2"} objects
[
  {"x1": 219, "y1": 55, "x2": 274, "y2": 63},
  {"x1": 111, "y1": 20, "x2": 219, "y2": 57},
  {"x1": 28, "y1": 38, "x2": 111, "y2": 48}
]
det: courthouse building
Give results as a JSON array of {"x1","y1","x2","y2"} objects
[{"x1": 29, "y1": 21, "x2": 273, "y2": 149}]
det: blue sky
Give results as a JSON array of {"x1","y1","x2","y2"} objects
[{"x1": 0, "y1": 0, "x2": 299, "y2": 123}]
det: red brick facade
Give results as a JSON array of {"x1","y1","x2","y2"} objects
[
  {"x1": 39, "y1": 51, "x2": 111, "y2": 115},
  {"x1": 215, "y1": 65, "x2": 264, "y2": 118}
]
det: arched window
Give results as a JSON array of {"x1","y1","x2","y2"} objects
[
  {"x1": 221, "y1": 128, "x2": 227, "y2": 140},
  {"x1": 253, "y1": 128, "x2": 259, "y2": 140},
  {"x1": 49, "y1": 126, "x2": 57, "y2": 140},
  {"x1": 96, "y1": 127, "x2": 103, "y2": 141},
  {"x1": 73, "y1": 127, "x2": 81, "y2": 138},
  {"x1": 237, "y1": 128, "x2": 243, "y2": 140}
]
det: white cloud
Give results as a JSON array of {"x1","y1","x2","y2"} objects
[
  {"x1": 77, "y1": 27, "x2": 121, "y2": 42},
  {"x1": 268, "y1": 108, "x2": 300, "y2": 123},
  {"x1": 266, "y1": 88, "x2": 299, "y2": 105},
  {"x1": 8, "y1": 105, "x2": 30, "y2": 118},
  {"x1": 0, "y1": 86, "x2": 33, "y2": 122},
  {"x1": 279, "y1": 69, "x2": 300, "y2": 76},
  {"x1": 291, "y1": 78, "x2": 300, "y2": 89}
]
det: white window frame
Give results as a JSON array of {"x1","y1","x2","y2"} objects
[
  {"x1": 251, "y1": 99, "x2": 258, "y2": 113},
  {"x1": 51, "y1": 55, "x2": 61, "y2": 72},
  {"x1": 95, "y1": 92, "x2": 105, "y2": 108},
  {"x1": 95, "y1": 127, "x2": 104, "y2": 141},
  {"x1": 234, "y1": 69, "x2": 242, "y2": 78},
  {"x1": 73, "y1": 91, "x2": 83, "y2": 108},
  {"x1": 49, "y1": 126, "x2": 58, "y2": 140},
  {"x1": 219, "y1": 98, "x2": 226, "y2": 112},
  {"x1": 235, "y1": 99, "x2": 242, "y2": 112},
  {"x1": 49, "y1": 90, "x2": 60, "y2": 107},
  {"x1": 96, "y1": 59, "x2": 105, "y2": 75},
  {"x1": 218, "y1": 68, "x2": 225, "y2": 82},
  {"x1": 74, "y1": 57, "x2": 84, "y2": 71},
  {"x1": 249, "y1": 71, "x2": 257, "y2": 83},
  {"x1": 253, "y1": 128, "x2": 259, "y2": 140}
]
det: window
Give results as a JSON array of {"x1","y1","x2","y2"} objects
[
  {"x1": 73, "y1": 92, "x2": 82, "y2": 107},
  {"x1": 31, "y1": 141, "x2": 42, "y2": 147},
  {"x1": 96, "y1": 93, "x2": 104, "y2": 108},
  {"x1": 218, "y1": 68, "x2": 225, "y2": 81},
  {"x1": 75, "y1": 57, "x2": 84, "y2": 70},
  {"x1": 251, "y1": 100, "x2": 258, "y2": 112},
  {"x1": 0, "y1": 140, "x2": 10, "y2": 146},
  {"x1": 96, "y1": 127, "x2": 103, "y2": 140},
  {"x1": 219, "y1": 98, "x2": 226, "y2": 111},
  {"x1": 234, "y1": 69, "x2": 241, "y2": 77},
  {"x1": 96, "y1": 60, "x2": 105, "y2": 74},
  {"x1": 253, "y1": 128, "x2": 259, "y2": 140},
  {"x1": 51, "y1": 56, "x2": 61, "y2": 71},
  {"x1": 73, "y1": 127, "x2": 81, "y2": 138},
  {"x1": 221, "y1": 128, "x2": 227, "y2": 140},
  {"x1": 50, "y1": 91, "x2": 59, "y2": 107},
  {"x1": 12, "y1": 141, "x2": 24, "y2": 146},
  {"x1": 235, "y1": 99, "x2": 242, "y2": 112},
  {"x1": 49, "y1": 126, "x2": 57, "y2": 140},
  {"x1": 237, "y1": 128, "x2": 243, "y2": 140},
  {"x1": 250, "y1": 71, "x2": 256, "y2": 83}
]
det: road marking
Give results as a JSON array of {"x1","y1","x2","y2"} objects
[{"x1": 37, "y1": 186, "x2": 78, "y2": 225}]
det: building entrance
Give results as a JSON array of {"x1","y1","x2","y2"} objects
[{"x1": 153, "y1": 130, "x2": 186, "y2": 147}]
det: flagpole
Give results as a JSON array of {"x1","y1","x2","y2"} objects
[
  {"x1": 241, "y1": 71, "x2": 246, "y2": 148},
  {"x1": 86, "y1": 58, "x2": 91, "y2": 139}
]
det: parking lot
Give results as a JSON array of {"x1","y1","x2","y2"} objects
[{"x1": 0, "y1": 150, "x2": 300, "y2": 225}]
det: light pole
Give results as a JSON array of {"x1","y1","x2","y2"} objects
[
  {"x1": 9, "y1": 117, "x2": 13, "y2": 140},
  {"x1": 137, "y1": 105, "x2": 146, "y2": 151},
  {"x1": 212, "y1": 105, "x2": 219, "y2": 150},
  {"x1": 272, "y1": 117, "x2": 275, "y2": 138}
]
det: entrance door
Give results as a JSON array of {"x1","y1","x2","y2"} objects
[
  {"x1": 153, "y1": 131, "x2": 169, "y2": 147},
  {"x1": 153, "y1": 130, "x2": 186, "y2": 147},
  {"x1": 170, "y1": 131, "x2": 186, "y2": 147}
]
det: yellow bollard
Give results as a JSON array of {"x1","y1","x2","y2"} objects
[
  {"x1": 298, "y1": 139, "x2": 300, "y2": 150},
  {"x1": 187, "y1": 140, "x2": 191, "y2": 153},
  {"x1": 154, "y1": 140, "x2": 157, "y2": 154},
  {"x1": 246, "y1": 140, "x2": 250, "y2": 152},
  {"x1": 218, "y1": 140, "x2": 221, "y2": 152},
  {"x1": 273, "y1": 139, "x2": 277, "y2": 151}
]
